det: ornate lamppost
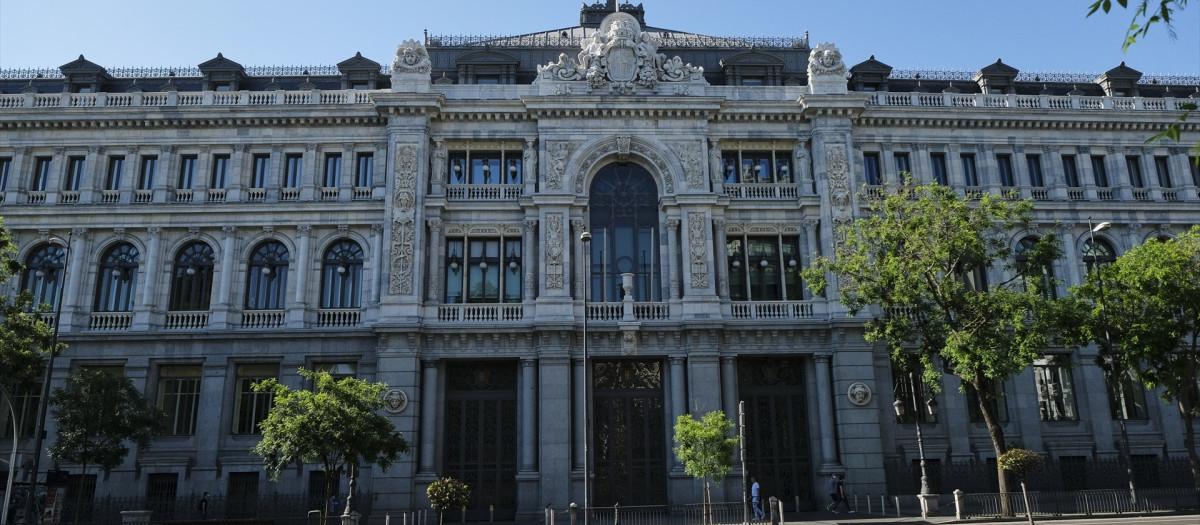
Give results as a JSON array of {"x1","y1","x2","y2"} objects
[
  {"x1": 27, "y1": 233, "x2": 71, "y2": 525},
  {"x1": 579, "y1": 229, "x2": 592, "y2": 525},
  {"x1": 1086, "y1": 218, "x2": 1137, "y2": 507},
  {"x1": 893, "y1": 370, "x2": 938, "y2": 518}
]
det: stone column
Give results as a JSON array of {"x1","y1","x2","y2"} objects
[
  {"x1": 520, "y1": 358, "x2": 538, "y2": 472},
  {"x1": 572, "y1": 358, "x2": 586, "y2": 471},
  {"x1": 418, "y1": 360, "x2": 439, "y2": 476},
  {"x1": 537, "y1": 357, "x2": 571, "y2": 512},
  {"x1": 670, "y1": 356, "x2": 686, "y2": 421},
  {"x1": 814, "y1": 354, "x2": 839, "y2": 469},
  {"x1": 721, "y1": 357, "x2": 738, "y2": 420},
  {"x1": 292, "y1": 225, "x2": 311, "y2": 305},
  {"x1": 140, "y1": 227, "x2": 162, "y2": 308},
  {"x1": 426, "y1": 219, "x2": 443, "y2": 302},
  {"x1": 572, "y1": 218, "x2": 586, "y2": 300},
  {"x1": 62, "y1": 229, "x2": 87, "y2": 330},
  {"x1": 711, "y1": 219, "x2": 726, "y2": 300},
  {"x1": 371, "y1": 224, "x2": 384, "y2": 304},
  {"x1": 524, "y1": 219, "x2": 538, "y2": 301}
]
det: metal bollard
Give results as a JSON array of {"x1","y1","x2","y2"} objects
[
  {"x1": 570, "y1": 503, "x2": 578, "y2": 525},
  {"x1": 386, "y1": 513, "x2": 391, "y2": 525},
  {"x1": 776, "y1": 497, "x2": 785, "y2": 525},
  {"x1": 894, "y1": 496, "x2": 901, "y2": 518}
]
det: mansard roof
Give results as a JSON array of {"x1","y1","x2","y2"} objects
[
  {"x1": 198, "y1": 53, "x2": 246, "y2": 73},
  {"x1": 59, "y1": 55, "x2": 108, "y2": 76},
  {"x1": 337, "y1": 52, "x2": 382, "y2": 72}
]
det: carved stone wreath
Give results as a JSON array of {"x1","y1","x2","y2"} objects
[{"x1": 847, "y1": 382, "x2": 872, "y2": 406}]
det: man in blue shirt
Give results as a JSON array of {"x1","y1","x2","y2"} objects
[{"x1": 750, "y1": 477, "x2": 764, "y2": 520}]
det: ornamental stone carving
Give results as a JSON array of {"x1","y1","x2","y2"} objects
[
  {"x1": 546, "y1": 213, "x2": 564, "y2": 289},
  {"x1": 392, "y1": 39, "x2": 431, "y2": 74},
  {"x1": 670, "y1": 141, "x2": 705, "y2": 190},
  {"x1": 708, "y1": 140, "x2": 723, "y2": 184},
  {"x1": 546, "y1": 142, "x2": 573, "y2": 191},
  {"x1": 394, "y1": 144, "x2": 418, "y2": 211},
  {"x1": 431, "y1": 141, "x2": 447, "y2": 185},
  {"x1": 826, "y1": 143, "x2": 850, "y2": 206},
  {"x1": 573, "y1": 136, "x2": 675, "y2": 194},
  {"x1": 688, "y1": 212, "x2": 709, "y2": 289},
  {"x1": 536, "y1": 12, "x2": 705, "y2": 95},
  {"x1": 807, "y1": 42, "x2": 848, "y2": 95},
  {"x1": 847, "y1": 382, "x2": 872, "y2": 406},
  {"x1": 389, "y1": 218, "x2": 415, "y2": 296}
]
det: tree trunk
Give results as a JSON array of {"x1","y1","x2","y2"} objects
[
  {"x1": 323, "y1": 468, "x2": 337, "y2": 524},
  {"x1": 72, "y1": 463, "x2": 88, "y2": 525},
  {"x1": 1178, "y1": 394, "x2": 1200, "y2": 499},
  {"x1": 972, "y1": 377, "x2": 1011, "y2": 515},
  {"x1": 345, "y1": 463, "x2": 357, "y2": 517},
  {"x1": 1019, "y1": 480, "x2": 1034, "y2": 525}
]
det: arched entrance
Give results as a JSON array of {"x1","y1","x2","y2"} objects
[{"x1": 586, "y1": 162, "x2": 662, "y2": 302}]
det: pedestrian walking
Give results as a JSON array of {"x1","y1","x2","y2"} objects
[
  {"x1": 750, "y1": 477, "x2": 764, "y2": 521},
  {"x1": 825, "y1": 474, "x2": 839, "y2": 512},
  {"x1": 835, "y1": 475, "x2": 853, "y2": 513},
  {"x1": 197, "y1": 492, "x2": 209, "y2": 520}
]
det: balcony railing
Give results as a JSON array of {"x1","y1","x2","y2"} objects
[
  {"x1": 165, "y1": 311, "x2": 210, "y2": 330},
  {"x1": 729, "y1": 301, "x2": 815, "y2": 320},
  {"x1": 317, "y1": 308, "x2": 361, "y2": 327},
  {"x1": 867, "y1": 92, "x2": 1192, "y2": 112},
  {"x1": 0, "y1": 89, "x2": 377, "y2": 109},
  {"x1": 723, "y1": 183, "x2": 800, "y2": 199},
  {"x1": 436, "y1": 304, "x2": 524, "y2": 322},
  {"x1": 89, "y1": 312, "x2": 133, "y2": 331},
  {"x1": 242, "y1": 309, "x2": 285, "y2": 328},
  {"x1": 445, "y1": 184, "x2": 523, "y2": 201}
]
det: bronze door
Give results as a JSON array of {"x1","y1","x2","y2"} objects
[
  {"x1": 592, "y1": 359, "x2": 667, "y2": 506},
  {"x1": 738, "y1": 357, "x2": 814, "y2": 509},
  {"x1": 444, "y1": 361, "x2": 518, "y2": 520}
]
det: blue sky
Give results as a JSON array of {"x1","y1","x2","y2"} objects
[{"x1": 1, "y1": 0, "x2": 1197, "y2": 77}]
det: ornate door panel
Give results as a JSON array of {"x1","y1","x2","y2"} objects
[
  {"x1": 592, "y1": 359, "x2": 667, "y2": 506},
  {"x1": 738, "y1": 358, "x2": 814, "y2": 508},
  {"x1": 444, "y1": 361, "x2": 518, "y2": 520}
]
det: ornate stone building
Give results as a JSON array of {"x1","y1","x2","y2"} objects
[{"x1": 1, "y1": 1, "x2": 1197, "y2": 520}]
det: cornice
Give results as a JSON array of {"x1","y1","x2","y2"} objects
[
  {"x1": 853, "y1": 115, "x2": 1196, "y2": 132},
  {"x1": 0, "y1": 113, "x2": 386, "y2": 130}
]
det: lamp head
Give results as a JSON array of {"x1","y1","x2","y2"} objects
[
  {"x1": 580, "y1": 231, "x2": 592, "y2": 243},
  {"x1": 1092, "y1": 221, "x2": 1113, "y2": 233}
]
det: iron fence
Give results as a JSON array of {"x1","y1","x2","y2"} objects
[
  {"x1": 957, "y1": 487, "x2": 1200, "y2": 519},
  {"x1": 884, "y1": 456, "x2": 1197, "y2": 496},
  {"x1": 44, "y1": 491, "x2": 372, "y2": 525}
]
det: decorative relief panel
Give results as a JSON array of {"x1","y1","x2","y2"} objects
[
  {"x1": 688, "y1": 212, "x2": 709, "y2": 289},
  {"x1": 389, "y1": 142, "x2": 420, "y2": 296},
  {"x1": 546, "y1": 142, "x2": 574, "y2": 191},
  {"x1": 545, "y1": 213, "x2": 564, "y2": 290},
  {"x1": 573, "y1": 137, "x2": 675, "y2": 195},
  {"x1": 826, "y1": 143, "x2": 850, "y2": 207},
  {"x1": 669, "y1": 140, "x2": 705, "y2": 190}
]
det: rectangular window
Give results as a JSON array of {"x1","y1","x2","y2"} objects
[
  {"x1": 1026, "y1": 155, "x2": 1044, "y2": 187},
  {"x1": 211, "y1": 154, "x2": 230, "y2": 189},
  {"x1": 65, "y1": 156, "x2": 85, "y2": 191},
  {"x1": 284, "y1": 154, "x2": 303, "y2": 188},
  {"x1": 1062, "y1": 155, "x2": 1080, "y2": 187},
  {"x1": 930, "y1": 153, "x2": 948, "y2": 185},
  {"x1": 720, "y1": 150, "x2": 793, "y2": 184},
  {"x1": 447, "y1": 150, "x2": 524, "y2": 185},
  {"x1": 1108, "y1": 369, "x2": 1148, "y2": 420},
  {"x1": 863, "y1": 152, "x2": 881, "y2": 185},
  {"x1": 355, "y1": 153, "x2": 374, "y2": 187},
  {"x1": 252, "y1": 154, "x2": 270, "y2": 188},
  {"x1": 1034, "y1": 355, "x2": 1078, "y2": 421},
  {"x1": 1, "y1": 374, "x2": 41, "y2": 438},
  {"x1": 444, "y1": 237, "x2": 523, "y2": 303},
  {"x1": 893, "y1": 364, "x2": 937, "y2": 424},
  {"x1": 138, "y1": 155, "x2": 157, "y2": 190},
  {"x1": 105, "y1": 156, "x2": 124, "y2": 191},
  {"x1": 323, "y1": 153, "x2": 342, "y2": 187},
  {"x1": 965, "y1": 381, "x2": 1008, "y2": 423},
  {"x1": 996, "y1": 154, "x2": 1015, "y2": 187},
  {"x1": 893, "y1": 152, "x2": 911, "y2": 175},
  {"x1": 232, "y1": 364, "x2": 277, "y2": 435},
  {"x1": 1125, "y1": 156, "x2": 1145, "y2": 188},
  {"x1": 1091, "y1": 155, "x2": 1110, "y2": 187},
  {"x1": 146, "y1": 473, "x2": 178, "y2": 513},
  {"x1": 158, "y1": 365, "x2": 201, "y2": 436},
  {"x1": 726, "y1": 235, "x2": 803, "y2": 302},
  {"x1": 312, "y1": 362, "x2": 357, "y2": 380},
  {"x1": 960, "y1": 154, "x2": 979, "y2": 186},
  {"x1": 178, "y1": 155, "x2": 197, "y2": 189},
  {"x1": 1154, "y1": 156, "x2": 1172, "y2": 188},
  {"x1": 33, "y1": 157, "x2": 52, "y2": 191},
  {"x1": 0, "y1": 157, "x2": 11, "y2": 191}
]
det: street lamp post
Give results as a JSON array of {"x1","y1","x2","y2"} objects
[
  {"x1": 579, "y1": 229, "x2": 592, "y2": 525},
  {"x1": 2, "y1": 382, "x2": 20, "y2": 525},
  {"x1": 894, "y1": 371, "x2": 938, "y2": 518},
  {"x1": 26, "y1": 233, "x2": 71, "y2": 525},
  {"x1": 1086, "y1": 218, "x2": 1137, "y2": 507}
]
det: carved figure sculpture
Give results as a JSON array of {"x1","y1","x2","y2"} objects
[{"x1": 393, "y1": 39, "x2": 431, "y2": 74}]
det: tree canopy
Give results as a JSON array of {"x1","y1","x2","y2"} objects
[
  {"x1": 1067, "y1": 226, "x2": 1200, "y2": 494},
  {"x1": 253, "y1": 368, "x2": 410, "y2": 519},
  {"x1": 673, "y1": 411, "x2": 737, "y2": 524},
  {"x1": 802, "y1": 180, "x2": 1068, "y2": 498},
  {"x1": 0, "y1": 217, "x2": 58, "y2": 391}
]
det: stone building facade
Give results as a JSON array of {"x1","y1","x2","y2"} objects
[{"x1": 1, "y1": 1, "x2": 1197, "y2": 520}]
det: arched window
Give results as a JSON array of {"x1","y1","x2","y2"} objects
[
  {"x1": 1016, "y1": 236, "x2": 1056, "y2": 299},
  {"x1": 245, "y1": 241, "x2": 289, "y2": 310},
  {"x1": 21, "y1": 242, "x2": 67, "y2": 310},
  {"x1": 321, "y1": 240, "x2": 364, "y2": 308},
  {"x1": 587, "y1": 163, "x2": 661, "y2": 302},
  {"x1": 95, "y1": 243, "x2": 140, "y2": 312},
  {"x1": 169, "y1": 242, "x2": 216, "y2": 311},
  {"x1": 1082, "y1": 237, "x2": 1116, "y2": 273}
]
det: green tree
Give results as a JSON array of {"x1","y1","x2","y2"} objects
[
  {"x1": 253, "y1": 369, "x2": 410, "y2": 522},
  {"x1": 48, "y1": 368, "x2": 165, "y2": 525},
  {"x1": 998, "y1": 448, "x2": 1044, "y2": 525},
  {"x1": 1067, "y1": 226, "x2": 1200, "y2": 496},
  {"x1": 426, "y1": 476, "x2": 471, "y2": 525},
  {"x1": 802, "y1": 180, "x2": 1067, "y2": 506},
  {"x1": 0, "y1": 216, "x2": 59, "y2": 403},
  {"x1": 673, "y1": 411, "x2": 737, "y2": 525}
]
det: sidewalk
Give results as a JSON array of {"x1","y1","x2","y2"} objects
[{"x1": 779, "y1": 508, "x2": 1199, "y2": 524}]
